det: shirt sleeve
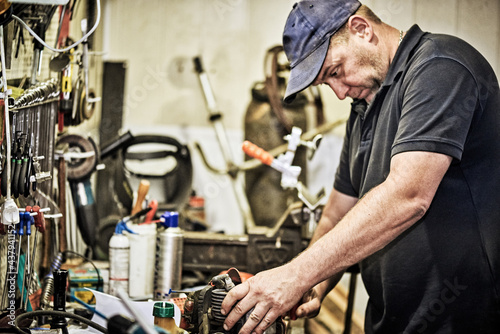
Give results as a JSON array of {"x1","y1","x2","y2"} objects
[
  {"x1": 392, "y1": 57, "x2": 479, "y2": 161},
  {"x1": 334, "y1": 114, "x2": 359, "y2": 198}
]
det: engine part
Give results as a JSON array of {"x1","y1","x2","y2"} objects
[{"x1": 181, "y1": 269, "x2": 285, "y2": 334}]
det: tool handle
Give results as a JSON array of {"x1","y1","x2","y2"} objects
[
  {"x1": 33, "y1": 205, "x2": 46, "y2": 233},
  {"x1": 12, "y1": 159, "x2": 21, "y2": 198},
  {"x1": 131, "y1": 180, "x2": 150, "y2": 215},
  {"x1": 18, "y1": 213, "x2": 25, "y2": 235},
  {"x1": 23, "y1": 157, "x2": 32, "y2": 197},
  {"x1": 242, "y1": 141, "x2": 274, "y2": 166},
  {"x1": 144, "y1": 199, "x2": 158, "y2": 223},
  {"x1": 18, "y1": 158, "x2": 28, "y2": 197}
]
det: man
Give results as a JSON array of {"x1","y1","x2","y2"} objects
[{"x1": 222, "y1": 0, "x2": 500, "y2": 333}]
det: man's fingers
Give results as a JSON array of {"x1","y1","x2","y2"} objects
[
  {"x1": 222, "y1": 282, "x2": 253, "y2": 330},
  {"x1": 239, "y1": 304, "x2": 273, "y2": 334},
  {"x1": 221, "y1": 281, "x2": 250, "y2": 315},
  {"x1": 296, "y1": 299, "x2": 321, "y2": 318}
]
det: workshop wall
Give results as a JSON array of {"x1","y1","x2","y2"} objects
[
  {"x1": 101, "y1": 0, "x2": 500, "y2": 232},
  {"x1": 102, "y1": 0, "x2": 500, "y2": 130}
]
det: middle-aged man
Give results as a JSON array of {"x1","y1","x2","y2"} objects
[{"x1": 221, "y1": 0, "x2": 500, "y2": 333}]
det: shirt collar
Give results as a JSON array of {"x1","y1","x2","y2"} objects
[{"x1": 382, "y1": 24, "x2": 426, "y2": 87}]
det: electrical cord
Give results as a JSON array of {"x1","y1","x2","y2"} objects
[
  {"x1": 13, "y1": 310, "x2": 108, "y2": 334},
  {"x1": 11, "y1": 0, "x2": 101, "y2": 53},
  {"x1": 63, "y1": 249, "x2": 103, "y2": 293}
]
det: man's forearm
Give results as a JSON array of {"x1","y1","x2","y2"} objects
[{"x1": 289, "y1": 151, "x2": 452, "y2": 295}]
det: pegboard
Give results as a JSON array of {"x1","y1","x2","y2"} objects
[{"x1": 4, "y1": 7, "x2": 63, "y2": 83}]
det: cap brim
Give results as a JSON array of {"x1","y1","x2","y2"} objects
[{"x1": 284, "y1": 39, "x2": 330, "y2": 103}]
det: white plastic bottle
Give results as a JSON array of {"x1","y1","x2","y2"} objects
[
  {"x1": 127, "y1": 222, "x2": 157, "y2": 299},
  {"x1": 109, "y1": 221, "x2": 135, "y2": 296}
]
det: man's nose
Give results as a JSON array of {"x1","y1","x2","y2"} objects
[{"x1": 327, "y1": 81, "x2": 349, "y2": 100}]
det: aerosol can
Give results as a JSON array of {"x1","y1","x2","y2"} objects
[
  {"x1": 109, "y1": 221, "x2": 136, "y2": 296},
  {"x1": 154, "y1": 212, "x2": 183, "y2": 300}
]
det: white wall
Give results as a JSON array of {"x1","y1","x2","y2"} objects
[{"x1": 102, "y1": 0, "x2": 499, "y2": 132}]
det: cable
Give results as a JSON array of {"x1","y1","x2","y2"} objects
[
  {"x1": 11, "y1": 0, "x2": 101, "y2": 53},
  {"x1": 13, "y1": 309, "x2": 108, "y2": 334},
  {"x1": 63, "y1": 249, "x2": 102, "y2": 293},
  {"x1": 69, "y1": 293, "x2": 108, "y2": 320}
]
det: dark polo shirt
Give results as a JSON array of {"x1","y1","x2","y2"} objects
[{"x1": 334, "y1": 25, "x2": 500, "y2": 333}]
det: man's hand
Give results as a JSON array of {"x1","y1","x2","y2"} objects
[
  {"x1": 221, "y1": 264, "x2": 306, "y2": 334},
  {"x1": 295, "y1": 287, "x2": 322, "y2": 318}
]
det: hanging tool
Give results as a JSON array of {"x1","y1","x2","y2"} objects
[
  {"x1": 23, "y1": 133, "x2": 33, "y2": 197},
  {"x1": 17, "y1": 132, "x2": 30, "y2": 197},
  {"x1": 14, "y1": 20, "x2": 24, "y2": 59},
  {"x1": 0, "y1": 24, "x2": 20, "y2": 317},
  {"x1": 31, "y1": 21, "x2": 46, "y2": 85},
  {"x1": 57, "y1": 134, "x2": 99, "y2": 254},
  {"x1": 57, "y1": 155, "x2": 68, "y2": 253},
  {"x1": 12, "y1": 132, "x2": 25, "y2": 198},
  {"x1": 20, "y1": 211, "x2": 31, "y2": 310},
  {"x1": 2, "y1": 131, "x2": 17, "y2": 196},
  {"x1": 58, "y1": 50, "x2": 74, "y2": 132},
  {"x1": 193, "y1": 56, "x2": 255, "y2": 231}
]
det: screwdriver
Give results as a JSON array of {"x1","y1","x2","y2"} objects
[
  {"x1": 20, "y1": 211, "x2": 32, "y2": 309},
  {"x1": 19, "y1": 133, "x2": 31, "y2": 198}
]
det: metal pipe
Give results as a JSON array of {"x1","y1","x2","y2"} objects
[{"x1": 193, "y1": 56, "x2": 255, "y2": 231}]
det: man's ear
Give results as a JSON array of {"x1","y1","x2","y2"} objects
[{"x1": 347, "y1": 15, "x2": 373, "y2": 42}]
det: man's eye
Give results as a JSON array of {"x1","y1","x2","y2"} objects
[{"x1": 331, "y1": 71, "x2": 338, "y2": 77}]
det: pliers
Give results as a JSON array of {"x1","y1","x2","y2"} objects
[
  {"x1": 12, "y1": 134, "x2": 26, "y2": 198},
  {"x1": 20, "y1": 133, "x2": 32, "y2": 197}
]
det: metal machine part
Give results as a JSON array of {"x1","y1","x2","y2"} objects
[
  {"x1": 181, "y1": 270, "x2": 285, "y2": 334},
  {"x1": 182, "y1": 201, "x2": 312, "y2": 279}
]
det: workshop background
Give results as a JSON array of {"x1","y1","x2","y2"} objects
[
  {"x1": 0, "y1": 0, "x2": 498, "y2": 333},
  {"x1": 102, "y1": 0, "x2": 500, "y2": 324}
]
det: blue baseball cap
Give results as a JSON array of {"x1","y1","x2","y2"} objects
[{"x1": 283, "y1": 0, "x2": 361, "y2": 103}]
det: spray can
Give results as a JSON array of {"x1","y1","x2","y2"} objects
[
  {"x1": 109, "y1": 221, "x2": 136, "y2": 296},
  {"x1": 154, "y1": 212, "x2": 183, "y2": 300}
]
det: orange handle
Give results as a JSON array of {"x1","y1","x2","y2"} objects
[
  {"x1": 143, "y1": 199, "x2": 158, "y2": 224},
  {"x1": 242, "y1": 141, "x2": 274, "y2": 166},
  {"x1": 131, "y1": 180, "x2": 150, "y2": 215}
]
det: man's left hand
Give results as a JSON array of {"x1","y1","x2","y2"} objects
[{"x1": 221, "y1": 264, "x2": 305, "y2": 334}]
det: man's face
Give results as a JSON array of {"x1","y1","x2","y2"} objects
[{"x1": 312, "y1": 35, "x2": 388, "y2": 103}]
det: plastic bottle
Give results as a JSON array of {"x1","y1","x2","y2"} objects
[
  {"x1": 127, "y1": 222, "x2": 157, "y2": 299},
  {"x1": 153, "y1": 301, "x2": 181, "y2": 333},
  {"x1": 109, "y1": 221, "x2": 136, "y2": 296},
  {"x1": 154, "y1": 212, "x2": 183, "y2": 300}
]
